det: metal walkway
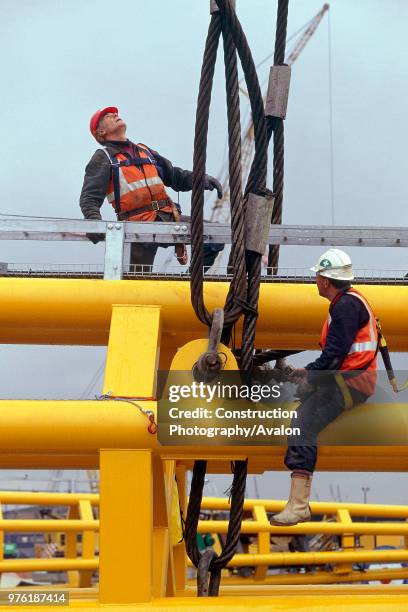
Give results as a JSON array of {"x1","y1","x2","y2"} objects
[{"x1": 1, "y1": 218, "x2": 408, "y2": 281}]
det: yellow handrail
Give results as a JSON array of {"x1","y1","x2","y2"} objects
[{"x1": 200, "y1": 497, "x2": 408, "y2": 518}]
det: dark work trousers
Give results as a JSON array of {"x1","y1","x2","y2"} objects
[
  {"x1": 284, "y1": 382, "x2": 368, "y2": 473},
  {"x1": 129, "y1": 212, "x2": 224, "y2": 269}
]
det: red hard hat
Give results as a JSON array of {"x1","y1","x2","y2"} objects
[{"x1": 89, "y1": 106, "x2": 118, "y2": 137}]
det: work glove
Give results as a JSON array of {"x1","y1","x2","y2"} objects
[
  {"x1": 204, "y1": 175, "x2": 223, "y2": 199},
  {"x1": 86, "y1": 233, "x2": 105, "y2": 244}
]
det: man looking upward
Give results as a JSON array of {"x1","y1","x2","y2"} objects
[{"x1": 80, "y1": 106, "x2": 223, "y2": 268}]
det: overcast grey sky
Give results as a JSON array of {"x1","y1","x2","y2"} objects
[{"x1": 1, "y1": 0, "x2": 408, "y2": 503}]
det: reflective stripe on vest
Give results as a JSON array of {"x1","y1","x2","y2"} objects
[
  {"x1": 344, "y1": 292, "x2": 378, "y2": 355},
  {"x1": 106, "y1": 175, "x2": 163, "y2": 203}
]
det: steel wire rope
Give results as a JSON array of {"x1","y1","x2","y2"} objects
[
  {"x1": 210, "y1": 11, "x2": 322, "y2": 224},
  {"x1": 219, "y1": 13, "x2": 246, "y2": 322},
  {"x1": 185, "y1": 459, "x2": 248, "y2": 596},
  {"x1": 216, "y1": 0, "x2": 269, "y2": 372},
  {"x1": 267, "y1": 0, "x2": 290, "y2": 273},
  {"x1": 190, "y1": 0, "x2": 269, "y2": 329},
  {"x1": 186, "y1": 0, "x2": 270, "y2": 596},
  {"x1": 190, "y1": 13, "x2": 223, "y2": 327}
]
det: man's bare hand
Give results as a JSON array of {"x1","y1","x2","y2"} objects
[{"x1": 288, "y1": 367, "x2": 307, "y2": 385}]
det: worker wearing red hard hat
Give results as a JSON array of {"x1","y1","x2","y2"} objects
[{"x1": 80, "y1": 106, "x2": 224, "y2": 268}]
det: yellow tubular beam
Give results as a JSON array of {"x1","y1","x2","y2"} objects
[
  {"x1": 211, "y1": 568, "x2": 408, "y2": 585},
  {"x1": 0, "y1": 558, "x2": 97, "y2": 572},
  {"x1": 200, "y1": 497, "x2": 408, "y2": 517},
  {"x1": 0, "y1": 492, "x2": 98, "y2": 505},
  {"x1": 229, "y1": 548, "x2": 408, "y2": 567},
  {"x1": 0, "y1": 401, "x2": 408, "y2": 471},
  {"x1": 0, "y1": 519, "x2": 98, "y2": 532},
  {"x1": 0, "y1": 278, "x2": 407, "y2": 350},
  {"x1": 197, "y1": 520, "x2": 408, "y2": 536}
]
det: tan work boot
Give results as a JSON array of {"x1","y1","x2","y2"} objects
[{"x1": 270, "y1": 473, "x2": 312, "y2": 526}]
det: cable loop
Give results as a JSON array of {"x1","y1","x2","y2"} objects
[{"x1": 187, "y1": 0, "x2": 288, "y2": 597}]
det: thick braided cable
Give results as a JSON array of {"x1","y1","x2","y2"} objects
[
  {"x1": 187, "y1": 0, "x2": 270, "y2": 592},
  {"x1": 190, "y1": 0, "x2": 269, "y2": 334},
  {"x1": 184, "y1": 459, "x2": 248, "y2": 596},
  {"x1": 215, "y1": 0, "x2": 269, "y2": 371},
  {"x1": 214, "y1": 0, "x2": 270, "y2": 372},
  {"x1": 240, "y1": 253, "x2": 262, "y2": 371},
  {"x1": 268, "y1": 0, "x2": 290, "y2": 272},
  {"x1": 184, "y1": 460, "x2": 207, "y2": 569},
  {"x1": 220, "y1": 14, "x2": 247, "y2": 320},
  {"x1": 210, "y1": 459, "x2": 248, "y2": 572},
  {"x1": 190, "y1": 14, "x2": 222, "y2": 327},
  {"x1": 215, "y1": 0, "x2": 268, "y2": 196},
  {"x1": 190, "y1": 9, "x2": 246, "y2": 328}
]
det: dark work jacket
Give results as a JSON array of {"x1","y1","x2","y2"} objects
[
  {"x1": 79, "y1": 139, "x2": 194, "y2": 220},
  {"x1": 305, "y1": 290, "x2": 370, "y2": 400}
]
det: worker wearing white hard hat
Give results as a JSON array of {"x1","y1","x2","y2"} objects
[
  {"x1": 270, "y1": 249, "x2": 379, "y2": 528},
  {"x1": 310, "y1": 248, "x2": 355, "y2": 281}
]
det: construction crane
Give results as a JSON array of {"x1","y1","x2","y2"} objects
[{"x1": 210, "y1": 3, "x2": 330, "y2": 224}]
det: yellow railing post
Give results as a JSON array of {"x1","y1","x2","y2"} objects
[
  {"x1": 99, "y1": 449, "x2": 153, "y2": 603},
  {"x1": 78, "y1": 500, "x2": 95, "y2": 588},
  {"x1": 152, "y1": 456, "x2": 175, "y2": 597},
  {"x1": 174, "y1": 465, "x2": 187, "y2": 593},
  {"x1": 334, "y1": 509, "x2": 355, "y2": 574},
  {"x1": 252, "y1": 505, "x2": 270, "y2": 581},
  {"x1": 98, "y1": 305, "x2": 161, "y2": 603},
  {"x1": 65, "y1": 503, "x2": 80, "y2": 588}
]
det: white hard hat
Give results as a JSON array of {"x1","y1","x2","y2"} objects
[{"x1": 310, "y1": 248, "x2": 354, "y2": 280}]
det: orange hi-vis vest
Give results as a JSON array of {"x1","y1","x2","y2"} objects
[
  {"x1": 320, "y1": 288, "x2": 379, "y2": 397},
  {"x1": 103, "y1": 143, "x2": 173, "y2": 222}
]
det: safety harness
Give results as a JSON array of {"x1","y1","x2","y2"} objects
[{"x1": 102, "y1": 144, "x2": 170, "y2": 218}]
